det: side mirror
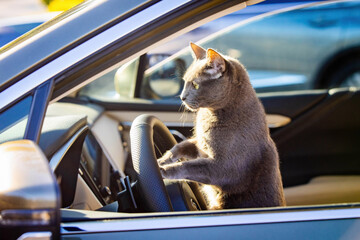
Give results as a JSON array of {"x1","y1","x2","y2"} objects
[
  {"x1": 114, "y1": 55, "x2": 186, "y2": 100},
  {"x1": 146, "y1": 57, "x2": 186, "y2": 98},
  {"x1": 0, "y1": 140, "x2": 60, "y2": 240}
]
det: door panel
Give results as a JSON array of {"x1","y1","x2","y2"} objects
[{"x1": 270, "y1": 88, "x2": 360, "y2": 187}]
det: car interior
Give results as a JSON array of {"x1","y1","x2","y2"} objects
[{"x1": 4, "y1": 86, "x2": 358, "y2": 214}]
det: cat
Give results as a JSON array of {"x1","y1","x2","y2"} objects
[{"x1": 158, "y1": 43, "x2": 286, "y2": 209}]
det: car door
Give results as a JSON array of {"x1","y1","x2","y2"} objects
[{"x1": 1, "y1": 0, "x2": 360, "y2": 239}]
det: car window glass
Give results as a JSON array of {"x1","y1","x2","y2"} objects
[
  {"x1": 75, "y1": 2, "x2": 281, "y2": 102},
  {"x1": 0, "y1": 95, "x2": 32, "y2": 144},
  {"x1": 77, "y1": 0, "x2": 360, "y2": 103},
  {"x1": 143, "y1": 0, "x2": 357, "y2": 98},
  {"x1": 78, "y1": 58, "x2": 139, "y2": 101}
]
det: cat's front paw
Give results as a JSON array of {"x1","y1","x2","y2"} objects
[
  {"x1": 159, "y1": 166, "x2": 167, "y2": 178},
  {"x1": 159, "y1": 164, "x2": 179, "y2": 179},
  {"x1": 158, "y1": 151, "x2": 175, "y2": 166}
]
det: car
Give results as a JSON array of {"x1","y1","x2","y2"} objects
[{"x1": 0, "y1": 0, "x2": 360, "y2": 239}]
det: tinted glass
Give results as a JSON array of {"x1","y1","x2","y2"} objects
[
  {"x1": 78, "y1": 58, "x2": 139, "y2": 101},
  {"x1": 0, "y1": 96, "x2": 32, "y2": 144},
  {"x1": 142, "y1": 0, "x2": 359, "y2": 98},
  {"x1": 77, "y1": 1, "x2": 360, "y2": 102}
]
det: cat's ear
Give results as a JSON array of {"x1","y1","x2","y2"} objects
[
  {"x1": 190, "y1": 42, "x2": 206, "y2": 60},
  {"x1": 207, "y1": 49, "x2": 226, "y2": 72}
]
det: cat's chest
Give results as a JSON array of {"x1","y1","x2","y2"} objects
[
  {"x1": 196, "y1": 109, "x2": 213, "y2": 131},
  {"x1": 195, "y1": 110, "x2": 219, "y2": 151}
]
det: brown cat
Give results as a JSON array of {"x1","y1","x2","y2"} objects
[{"x1": 158, "y1": 43, "x2": 285, "y2": 209}]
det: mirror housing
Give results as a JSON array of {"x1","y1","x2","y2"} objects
[
  {"x1": 146, "y1": 56, "x2": 185, "y2": 98},
  {"x1": 0, "y1": 140, "x2": 60, "y2": 240}
]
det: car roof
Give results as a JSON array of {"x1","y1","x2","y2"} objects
[{"x1": 0, "y1": 0, "x2": 148, "y2": 91}]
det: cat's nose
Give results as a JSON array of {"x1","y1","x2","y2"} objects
[{"x1": 180, "y1": 93, "x2": 186, "y2": 101}]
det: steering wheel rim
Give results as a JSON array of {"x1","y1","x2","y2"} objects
[{"x1": 130, "y1": 114, "x2": 177, "y2": 212}]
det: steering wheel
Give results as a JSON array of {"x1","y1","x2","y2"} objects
[
  {"x1": 130, "y1": 114, "x2": 176, "y2": 212},
  {"x1": 130, "y1": 114, "x2": 206, "y2": 212}
]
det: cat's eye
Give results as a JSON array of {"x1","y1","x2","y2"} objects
[{"x1": 192, "y1": 82, "x2": 199, "y2": 90}]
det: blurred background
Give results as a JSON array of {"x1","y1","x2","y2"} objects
[
  {"x1": 0, "y1": 0, "x2": 84, "y2": 46},
  {"x1": 0, "y1": 0, "x2": 85, "y2": 19},
  {"x1": 0, "y1": 0, "x2": 47, "y2": 19}
]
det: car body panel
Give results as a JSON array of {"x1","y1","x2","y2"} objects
[
  {"x1": 61, "y1": 218, "x2": 360, "y2": 240},
  {"x1": 60, "y1": 206, "x2": 360, "y2": 239}
]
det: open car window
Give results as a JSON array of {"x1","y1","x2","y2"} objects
[
  {"x1": 69, "y1": 0, "x2": 360, "y2": 210},
  {"x1": 78, "y1": 0, "x2": 360, "y2": 103}
]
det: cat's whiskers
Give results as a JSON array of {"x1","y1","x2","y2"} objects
[{"x1": 179, "y1": 102, "x2": 188, "y2": 127}]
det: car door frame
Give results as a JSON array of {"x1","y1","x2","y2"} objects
[{"x1": 61, "y1": 204, "x2": 360, "y2": 238}]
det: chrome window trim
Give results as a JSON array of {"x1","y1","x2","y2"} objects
[
  {"x1": 61, "y1": 207, "x2": 360, "y2": 234},
  {"x1": 0, "y1": 0, "x2": 191, "y2": 110}
]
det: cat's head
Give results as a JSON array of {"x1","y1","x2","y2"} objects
[{"x1": 180, "y1": 43, "x2": 233, "y2": 111}]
